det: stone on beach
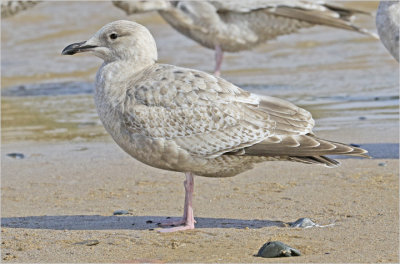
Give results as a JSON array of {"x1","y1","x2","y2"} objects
[{"x1": 257, "y1": 241, "x2": 301, "y2": 258}]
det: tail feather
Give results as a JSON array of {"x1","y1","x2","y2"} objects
[
  {"x1": 226, "y1": 134, "x2": 370, "y2": 167},
  {"x1": 289, "y1": 155, "x2": 340, "y2": 168},
  {"x1": 269, "y1": 5, "x2": 379, "y2": 39},
  {"x1": 322, "y1": 3, "x2": 371, "y2": 19},
  {"x1": 241, "y1": 134, "x2": 369, "y2": 158}
]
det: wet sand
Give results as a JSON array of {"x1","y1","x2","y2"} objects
[{"x1": 1, "y1": 141, "x2": 399, "y2": 263}]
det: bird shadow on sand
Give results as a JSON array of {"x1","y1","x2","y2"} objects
[{"x1": 1, "y1": 215, "x2": 286, "y2": 231}]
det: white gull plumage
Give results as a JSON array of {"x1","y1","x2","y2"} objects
[
  {"x1": 376, "y1": 1, "x2": 400, "y2": 62},
  {"x1": 62, "y1": 20, "x2": 368, "y2": 232},
  {"x1": 113, "y1": 0, "x2": 378, "y2": 75}
]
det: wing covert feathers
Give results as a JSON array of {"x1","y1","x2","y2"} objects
[{"x1": 122, "y1": 64, "x2": 368, "y2": 168}]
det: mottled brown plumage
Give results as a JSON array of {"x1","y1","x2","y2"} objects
[{"x1": 62, "y1": 20, "x2": 368, "y2": 231}]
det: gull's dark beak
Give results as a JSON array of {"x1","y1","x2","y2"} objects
[{"x1": 61, "y1": 41, "x2": 98, "y2": 55}]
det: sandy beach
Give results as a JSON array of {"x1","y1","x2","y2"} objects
[
  {"x1": 1, "y1": 140, "x2": 398, "y2": 263},
  {"x1": 1, "y1": 1, "x2": 399, "y2": 263}
]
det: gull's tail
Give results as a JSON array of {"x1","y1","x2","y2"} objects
[
  {"x1": 268, "y1": 3, "x2": 379, "y2": 39},
  {"x1": 230, "y1": 134, "x2": 369, "y2": 168}
]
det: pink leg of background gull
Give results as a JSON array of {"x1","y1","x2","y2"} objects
[
  {"x1": 158, "y1": 172, "x2": 196, "y2": 232},
  {"x1": 214, "y1": 44, "x2": 224, "y2": 76}
]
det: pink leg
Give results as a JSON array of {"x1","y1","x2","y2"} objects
[
  {"x1": 214, "y1": 44, "x2": 224, "y2": 76},
  {"x1": 158, "y1": 172, "x2": 196, "y2": 232}
]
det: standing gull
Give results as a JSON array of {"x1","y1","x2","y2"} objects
[
  {"x1": 113, "y1": 0, "x2": 378, "y2": 75},
  {"x1": 62, "y1": 20, "x2": 368, "y2": 232},
  {"x1": 376, "y1": 1, "x2": 400, "y2": 62}
]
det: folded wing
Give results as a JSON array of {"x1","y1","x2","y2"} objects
[
  {"x1": 121, "y1": 64, "x2": 368, "y2": 166},
  {"x1": 210, "y1": 0, "x2": 377, "y2": 37}
]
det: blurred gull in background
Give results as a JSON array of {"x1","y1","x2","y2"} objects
[
  {"x1": 113, "y1": 0, "x2": 378, "y2": 75},
  {"x1": 1, "y1": 0, "x2": 39, "y2": 18},
  {"x1": 376, "y1": 0, "x2": 399, "y2": 62}
]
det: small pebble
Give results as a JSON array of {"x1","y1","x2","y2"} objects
[
  {"x1": 146, "y1": 220, "x2": 153, "y2": 224},
  {"x1": 113, "y1": 210, "x2": 129, "y2": 215},
  {"x1": 378, "y1": 162, "x2": 387, "y2": 167},
  {"x1": 171, "y1": 241, "x2": 180, "y2": 249},
  {"x1": 2, "y1": 254, "x2": 16, "y2": 261},
  {"x1": 358, "y1": 116, "x2": 367, "y2": 120},
  {"x1": 74, "y1": 240, "x2": 99, "y2": 246},
  {"x1": 289, "y1": 218, "x2": 317, "y2": 228},
  {"x1": 257, "y1": 241, "x2": 301, "y2": 258},
  {"x1": 6, "y1": 153, "x2": 25, "y2": 159},
  {"x1": 74, "y1": 147, "x2": 88, "y2": 151}
]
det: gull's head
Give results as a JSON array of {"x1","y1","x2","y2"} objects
[{"x1": 62, "y1": 20, "x2": 158, "y2": 64}]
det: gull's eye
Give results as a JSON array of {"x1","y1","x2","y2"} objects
[{"x1": 109, "y1": 33, "x2": 118, "y2": 40}]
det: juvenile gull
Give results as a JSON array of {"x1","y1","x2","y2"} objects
[
  {"x1": 62, "y1": 20, "x2": 368, "y2": 232},
  {"x1": 113, "y1": 0, "x2": 378, "y2": 75},
  {"x1": 376, "y1": 1, "x2": 400, "y2": 62}
]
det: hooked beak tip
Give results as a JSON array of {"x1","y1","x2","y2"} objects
[
  {"x1": 61, "y1": 47, "x2": 76, "y2": 55},
  {"x1": 62, "y1": 41, "x2": 97, "y2": 55}
]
